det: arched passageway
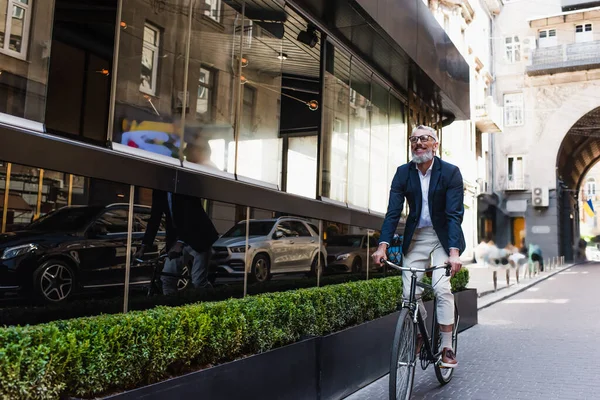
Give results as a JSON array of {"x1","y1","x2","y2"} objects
[{"x1": 556, "y1": 106, "x2": 600, "y2": 261}]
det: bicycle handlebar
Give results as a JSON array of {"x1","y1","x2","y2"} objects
[{"x1": 381, "y1": 258, "x2": 452, "y2": 277}]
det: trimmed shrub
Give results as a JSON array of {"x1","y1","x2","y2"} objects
[{"x1": 0, "y1": 272, "x2": 469, "y2": 399}]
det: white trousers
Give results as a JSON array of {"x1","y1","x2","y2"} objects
[{"x1": 402, "y1": 227, "x2": 454, "y2": 325}]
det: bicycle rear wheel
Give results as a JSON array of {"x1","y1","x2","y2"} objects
[
  {"x1": 433, "y1": 305, "x2": 459, "y2": 385},
  {"x1": 389, "y1": 308, "x2": 417, "y2": 400}
]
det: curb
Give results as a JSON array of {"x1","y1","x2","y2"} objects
[{"x1": 476, "y1": 262, "x2": 586, "y2": 311}]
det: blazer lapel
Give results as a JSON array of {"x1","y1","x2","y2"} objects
[
  {"x1": 409, "y1": 163, "x2": 421, "y2": 216},
  {"x1": 428, "y1": 157, "x2": 442, "y2": 214}
]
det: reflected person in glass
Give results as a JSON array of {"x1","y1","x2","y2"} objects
[{"x1": 136, "y1": 189, "x2": 219, "y2": 294}]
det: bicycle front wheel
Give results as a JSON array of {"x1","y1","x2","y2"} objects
[{"x1": 389, "y1": 308, "x2": 417, "y2": 400}]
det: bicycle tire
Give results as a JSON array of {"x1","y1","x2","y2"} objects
[
  {"x1": 389, "y1": 308, "x2": 417, "y2": 400},
  {"x1": 433, "y1": 305, "x2": 459, "y2": 385}
]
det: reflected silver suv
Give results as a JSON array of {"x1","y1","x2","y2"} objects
[{"x1": 210, "y1": 217, "x2": 327, "y2": 282}]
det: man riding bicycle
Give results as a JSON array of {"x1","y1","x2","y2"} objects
[{"x1": 372, "y1": 124, "x2": 465, "y2": 369}]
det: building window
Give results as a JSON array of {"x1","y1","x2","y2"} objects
[
  {"x1": 204, "y1": 0, "x2": 221, "y2": 22},
  {"x1": 0, "y1": 0, "x2": 32, "y2": 59},
  {"x1": 538, "y1": 29, "x2": 557, "y2": 48},
  {"x1": 196, "y1": 67, "x2": 214, "y2": 119},
  {"x1": 241, "y1": 85, "x2": 255, "y2": 134},
  {"x1": 504, "y1": 93, "x2": 524, "y2": 126},
  {"x1": 507, "y1": 155, "x2": 524, "y2": 190},
  {"x1": 504, "y1": 35, "x2": 520, "y2": 63},
  {"x1": 140, "y1": 23, "x2": 160, "y2": 96},
  {"x1": 575, "y1": 23, "x2": 593, "y2": 43},
  {"x1": 586, "y1": 178, "x2": 596, "y2": 197}
]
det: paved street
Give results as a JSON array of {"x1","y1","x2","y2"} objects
[{"x1": 345, "y1": 262, "x2": 600, "y2": 399}]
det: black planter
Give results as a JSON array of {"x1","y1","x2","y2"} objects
[
  {"x1": 97, "y1": 289, "x2": 478, "y2": 400},
  {"x1": 101, "y1": 338, "x2": 319, "y2": 400},
  {"x1": 423, "y1": 288, "x2": 478, "y2": 333},
  {"x1": 319, "y1": 311, "x2": 400, "y2": 400}
]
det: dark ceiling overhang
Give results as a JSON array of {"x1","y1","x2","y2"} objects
[{"x1": 286, "y1": 0, "x2": 471, "y2": 120}]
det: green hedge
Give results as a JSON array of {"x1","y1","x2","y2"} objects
[
  {"x1": 0, "y1": 271, "x2": 469, "y2": 399},
  {"x1": 0, "y1": 271, "x2": 401, "y2": 327}
]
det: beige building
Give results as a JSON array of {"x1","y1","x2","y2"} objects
[{"x1": 489, "y1": 0, "x2": 600, "y2": 260}]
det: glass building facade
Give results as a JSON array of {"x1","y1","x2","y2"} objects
[{"x1": 0, "y1": 0, "x2": 469, "y2": 325}]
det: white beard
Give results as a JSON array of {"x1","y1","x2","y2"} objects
[{"x1": 411, "y1": 149, "x2": 434, "y2": 164}]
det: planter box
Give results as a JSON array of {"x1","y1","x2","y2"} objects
[
  {"x1": 423, "y1": 288, "x2": 478, "y2": 333},
  {"x1": 102, "y1": 338, "x2": 319, "y2": 400},
  {"x1": 99, "y1": 289, "x2": 478, "y2": 400}
]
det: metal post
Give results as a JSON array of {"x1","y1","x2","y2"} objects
[
  {"x1": 233, "y1": 1, "x2": 246, "y2": 178},
  {"x1": 243, "y1": 206, "x2": 250, "y2": 297},
  {"x1": 2, "y1": 163, "x2": 12, "y2": 233},
  {"x1": 316, "y1": 34, "x2": 327, "y2": 199},
  {"x1": 366, "y1": 229, "x2": 373, "y2": 280},
  {"x1": 123, "y1": 185, "x2": 135, "y2": 313},
  {"x1": 178, "y1": 0, "x2": 195, "y2": 162},
  {"x1": 317, "y1": 219, "x2": 323, "y2": 287},
  {"x1": 68, "y1": 174, "x2": 74, "y2": 206},
  {"x1": 107, "y1": 0, "x2": 124, "y2": 142},
  {"x1": 35, "y1": 169, "x2": 44, "y2": 219}
]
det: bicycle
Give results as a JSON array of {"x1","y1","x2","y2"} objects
[
  {"x1": 134, "y1": 252, "x2": 191, "y2": 296},
  {"x1": 381, "y1": 259, "x2": 460, "y2": 400}
]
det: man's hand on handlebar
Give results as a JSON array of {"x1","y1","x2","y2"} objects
[
  {"x1": 372, "y1": 244, "x2": 388, "y2": 265},
  {"x1": 447, "y1": 249, "x2": 462, "y2": 277},
  {"x1": 134, "y1": 244, "x2": 147, "y2": 260}
]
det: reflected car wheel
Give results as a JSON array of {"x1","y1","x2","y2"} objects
[
  {"x1": 177, "y1": 264, "x2": 190, "y2": 291},
  {"x1": 33, "y1": 260, "x2": 76, "y2": 303},
  {"x1": 251, "y1": 254, "x2": 271, "y2": 283},
  {"x1": 351, "y1": 257, "x2": 362, "y2": 273}
]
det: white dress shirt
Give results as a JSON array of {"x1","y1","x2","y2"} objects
[{"x1": 416, "y1": 158, "x2": 434, "y2": 229}]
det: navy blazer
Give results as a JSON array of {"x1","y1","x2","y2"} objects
[{"x1": 379, "y1": 156, "x2": 466, "y2": 257}]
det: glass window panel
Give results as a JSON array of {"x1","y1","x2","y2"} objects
[
  {"x1": 321, "y1": 45, "x2": 350, "y2": 202},
  {"x1": 0, "y1": 160, "x2": 132, "y2": 327},
  {"x1": 347, "y1": 60, "x2": 371, "y2": 209},
  {"x1": 369, "y1": 80, "x2": 389, "y2": 213},
  {"x1": 286, "y1": 135, "x2": 318, "y2": 198},
  {"x1": 0, "y1": 0, "x2": 51, "y2": 122},
  {"x1": 235, "y1": 2, "x2": 288, "y2": 187},
  {"x1": 113, "y1": 1, "x2": 190, "y2": 161},
  {"x1": 176, "y1": 1, "x2": 241, "y2": 173}
]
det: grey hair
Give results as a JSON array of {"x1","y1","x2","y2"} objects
[{"x1": 411, "y1": 125, "x2": 438, "y2": 142}]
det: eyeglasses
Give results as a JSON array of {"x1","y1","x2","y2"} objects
[{"x1": 409, "y1": 135, "x2": 436, "y2": 144}]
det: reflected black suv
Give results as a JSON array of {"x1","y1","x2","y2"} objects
[{"x1": 0, "y1": 204, "x2": 166, "y2": 303}]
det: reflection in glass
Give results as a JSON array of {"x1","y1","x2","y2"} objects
[
  {"x1": 113, "y1": 0, "x2": 191, "y2": 160},
  {"x1": 388, "y1": 94, "x2": 407, "y2": 213},
  {"x1": 179, "y1": 1, "x2": 244, "y2": 173},
  {"x1": 370, "y1": 81, "x2": 390, "y2": 213},
  {"x1": 0, "y1": 0, "x2": 52, "y2": 121},
  {"x1": 321, "y1": 45, "x2": 351, "y2": 202},
  {"x1": 234, "y1": 1, "x2": 286, "y2": 186},
  {"x1": 140, "y1": 24, "x2": 159, "y2": 96},
  {"x1": 286, "y1": 135, "x2": 318, "y2": 198},
  {"x1": 0, "y1": 163, "x2": 133, "y2": 326},
  {"x1": 347, "y1": 61, "x2": 371, "y2": 209}
]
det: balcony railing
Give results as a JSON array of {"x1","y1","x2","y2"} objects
[
  {"x1": 506, "y1": 177, "x2": 526, "y2": 191},
  {"x1": 474, "y1": 96, "x2": 503, "y2": 133},
  {"x1": 526, "y1": 41, "x2": 600, "y2": 76}
]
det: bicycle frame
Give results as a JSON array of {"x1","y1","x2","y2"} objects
[{"x1": 384, "y1": 259, "x2": 456, "y2": 366}]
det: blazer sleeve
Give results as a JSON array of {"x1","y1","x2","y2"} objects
[
  {"x1": 379, "y1": 167, "x2": 406, "y2": 245},
  {"x1": 445, "y1": 167, "x2": 465, "y2": 252}
]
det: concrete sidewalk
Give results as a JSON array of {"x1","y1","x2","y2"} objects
[{"x1": 465, "y1": 261, "x2": 575, "y2": 310}]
